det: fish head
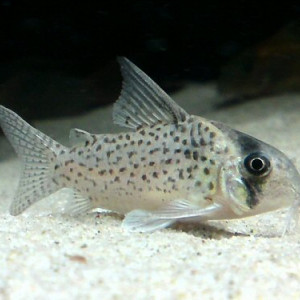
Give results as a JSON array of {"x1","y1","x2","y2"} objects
[{"x1": 216, "y1": 126, "x2": 300, "y2": 217}]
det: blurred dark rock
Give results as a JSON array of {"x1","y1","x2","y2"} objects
[
  {"x1": 0, "y1": 58, "x2": 121, "y2": 119},
  {"x1": 218, "y1": 21, "x2": 300, "y2": 101}
]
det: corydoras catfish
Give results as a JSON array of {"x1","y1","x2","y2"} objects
[{"x1": 0, "y1": 58, "x2": 299, "y2": 232}]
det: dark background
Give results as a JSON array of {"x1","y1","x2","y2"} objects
[{"x1": 0, "y1": 0, "x2": 299, "y2": 118}]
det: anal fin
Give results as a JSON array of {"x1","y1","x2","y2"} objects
[{"x1": 65, "y1": 189, "x2": 93, "y2": 216}]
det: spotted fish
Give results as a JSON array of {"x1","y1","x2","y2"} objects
[{"x1": 0, "y1": 57, "x2": 300, "y2": 232}]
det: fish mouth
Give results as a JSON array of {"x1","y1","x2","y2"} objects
[{"x1": 282, "y1": 185, "x2": 300, "y2": 235}]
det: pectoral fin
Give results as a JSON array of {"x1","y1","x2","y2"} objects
[{"x1": 122, "y1": 199, "x2": 222, "y2": 232}]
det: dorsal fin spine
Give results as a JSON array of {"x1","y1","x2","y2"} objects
[{"x1": 113, "y1": 57, "x2": 189, "y2": 130}]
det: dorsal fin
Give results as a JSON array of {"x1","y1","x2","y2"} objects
[
  {"x1": 69, "y1": 128, "x2": 94, "y2": 147},
  {"x1": 113, "y1": 57, "x2": 189, "y2": 130}
]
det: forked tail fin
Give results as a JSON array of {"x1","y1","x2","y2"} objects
[{"x1": 0, "y1": 106, "x2": 66, "y2": 215}]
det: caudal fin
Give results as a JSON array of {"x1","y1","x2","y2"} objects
[{"x1": 0, "y1": 106, "x2": 66, "y2": 215}]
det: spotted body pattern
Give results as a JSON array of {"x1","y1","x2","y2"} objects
[
  {"x1": 55, "y1": 118, "x2": 232, "y2": 215},
  {"x1": 0, "y1": 57, "x2": 299, "y2": 232}
]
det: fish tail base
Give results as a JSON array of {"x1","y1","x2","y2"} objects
[{"x1": 0, "y1": 106, "x2": 66, "y2": 215}]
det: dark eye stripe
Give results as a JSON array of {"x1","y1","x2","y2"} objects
[{"x1": 242, "y1": 177, "x2": 259, "y2": 208}]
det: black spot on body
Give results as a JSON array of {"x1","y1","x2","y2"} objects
[
  {"x1": 179, "y1": 169, "x2": 184, "y2": 179},
  {"x1": 142, "y1": 174, "x2": 147, "y2": 181},
  {"x1": 70, "y1": 147, "x2": 76, "y2": 154},
  {"x1": 128, "y1": 152, "x2": 135, "y2": 158},
  {"x1": 165, "y1": 158, "x2": 172, "y2": 164},
  {"x1": 168, "y1": 177, "x2": 175, "y2": 182},
  {"x1": 184, "y1": 149, "x2": 191, "y2": 159},
  {"x1": 65, "y1": 160, "x2": 74, "y2": 166},
  {"x1": 204, "y1": 167, "x2": 210, "y2": 175},
  {"x1": 193, "y1": 151, "x2": 199, "y2": 161},
  {"x1": 149, "y1": 148, "x2": 160, "y2": 154},
  {"x1": 191, "y1": 137, "x2": 199, "y2": 147},
  {"x1": 200, "y1": 138, "x2": 206, "y2": 146},
  {"x1": 197, "y1": 123, "x2": 202, "y2": 134},
  {"x1": 163, "y1": 148, "x2": 170, "y2": 154},
  {"x1": 210, "y1": 132, "x2": 216, "y2": 138},
  {"x1": 99, "y1": 170, "x2": 106, "y2": 175}
]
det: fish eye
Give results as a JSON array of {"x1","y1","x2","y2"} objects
[{"x1": 244, "y1": 152, "x2": 271, "y2": 176}]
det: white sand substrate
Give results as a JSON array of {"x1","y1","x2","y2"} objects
[{"x1": 1, "y1": 83, "x2": 300, "y2": 299}]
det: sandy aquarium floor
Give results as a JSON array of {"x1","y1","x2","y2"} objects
[{"x1": 1, "y1": 84, "x2": 300, "y2": 299}]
